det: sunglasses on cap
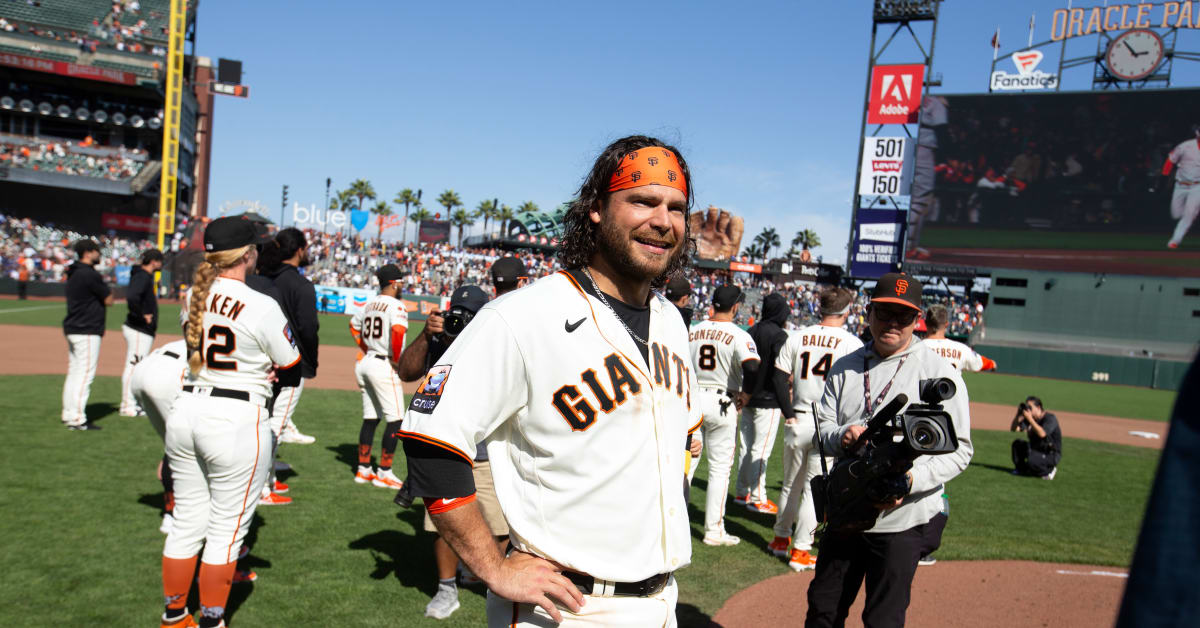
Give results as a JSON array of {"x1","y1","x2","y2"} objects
[{"x1": 871, "y1": 305, "x2": 920, "y2": 325}]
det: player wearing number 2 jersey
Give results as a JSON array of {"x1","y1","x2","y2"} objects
[
  {"x1": 769, "y1": 287, "x2": 863, "y2": 571},
  {"x1": 689, "y1": 285, "x2": 759, "y2": 546},
  {"x1": 158, "y1": 217, "x2": 301, "y2": 628},
  {"x1": 348, "y1": 264, "x2": 409, "y2": 489}
]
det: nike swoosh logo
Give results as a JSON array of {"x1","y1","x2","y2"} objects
[
  {"x1": 440, "y1": 498, "x2": 458, "y2": 506},
  {"x1": 565, "y1": 317, "x2": 586, "y2": 333}
]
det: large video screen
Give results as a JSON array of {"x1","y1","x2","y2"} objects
[{"x1": 910, "y1": 89, "x2": 1200, "y2": 278}]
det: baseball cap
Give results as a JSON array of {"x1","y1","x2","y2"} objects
[
  {"x1": 204, "y1": 216, "x2": 272, "y2": 252},
  {"x1": 712, "y1": 285, "x2": 744, "y2": 310},
  {"x1": 664, "y1": 275, "x2": 691, "y2": 301},
  {"x1": 490, "y1": 256, "x2": 527, "y2": 284},
  {"x1": 449, "y1": 284, "x2": 489, "y2": 313},
  {"x1": 376, "y1": 263, "x2": 404, "y2": 286},
  {"x1": 870, "y1": 272, "x2": 923, "y2": 311}
]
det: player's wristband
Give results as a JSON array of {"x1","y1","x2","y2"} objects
[{"x1": 426, "y1": 493, "x2": 476, "y2": 515}]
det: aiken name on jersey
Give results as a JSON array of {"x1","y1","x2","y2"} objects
[
  {"x1": 206, "y1": 292, "x2": 246, "y2": 320},
  {"x1": 552, "y1": 342, "x2": 691, "y2": 431}
]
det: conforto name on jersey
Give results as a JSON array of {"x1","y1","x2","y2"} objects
[{"x1": 689, "y1": 328, "x2": 736, "y2": 345}]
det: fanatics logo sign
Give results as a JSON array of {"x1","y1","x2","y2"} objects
[
  {"x1": 868, "y1": 64, "x2": 925, "y2": 124},
  {"x1": 871, "y1": 66, "x2": 922, "y2": 122}
]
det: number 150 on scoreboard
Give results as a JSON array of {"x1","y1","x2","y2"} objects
[{"x1": 858, "y1": 137, "x2": 913, "y2": 198}]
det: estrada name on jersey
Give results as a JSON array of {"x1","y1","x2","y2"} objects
[
  {"x1": 402, "y1": 271, "x2": 699, "y2": 583},
  {"x1": 351, "y1": 294, "x2": 409, "y2": 362},
  {"x1": 689, "y1": 320, "x2": 758, "y2": 392},
  {"x1": 776, "y1": 324, "x2": 864, "y2": 410},
  {"x1": 193, "y1": 277, "x2": 301, "y2": 401}
]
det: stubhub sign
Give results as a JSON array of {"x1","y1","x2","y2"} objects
[{"x1": 860, "y1": 222, "x2": 900, "y2": 243}]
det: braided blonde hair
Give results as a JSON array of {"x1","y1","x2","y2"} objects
[{"x1": 186, "y1": 246, "x2": 252, "y2": 375}]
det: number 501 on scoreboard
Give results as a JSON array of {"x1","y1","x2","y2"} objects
[{"x1": 858, "y1": 137, "x2": 912, "y2": 198}]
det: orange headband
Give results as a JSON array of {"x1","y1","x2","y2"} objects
[{"x1": 608, "y1": 148, "x2": 688, "y2": 197}]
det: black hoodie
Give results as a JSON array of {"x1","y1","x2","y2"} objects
[
  {"x1": 744, "y1": 292, "x2": 789, "y2": 408},
  {"x1": 123, "y1": 265, "x2": 158, "y2": 335},
  {"x1": 261, "y1": 264, "x2": 320, "y2": 378},
  {"x1": 63, "y1": 261, "x2": 110, "y2": 336}
]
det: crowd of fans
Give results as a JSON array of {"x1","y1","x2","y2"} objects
[
  {"x1": 0, "y1": 211, "x2": 152, "y2": 283},
  {"x1": 0, "y1": 136, "x2": 147, "y2": 181},
  {"x1": 0, "y1": 1, "x2": 168, "y2": 57}
]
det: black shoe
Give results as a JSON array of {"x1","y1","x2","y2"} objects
[{"x1": 69, "y1": 422, "x2": 102, "y2": 431}]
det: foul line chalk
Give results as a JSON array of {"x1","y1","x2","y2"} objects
[
  {"x1": 1128, "y1": 431, "x2": 1161, "y2": 439},
  {"x1": 1055, "y1": 570, "x2": 1128, "y2": 579},
  {"x1": 0, "y1": 304, "x2": 61, "y2": 314}
]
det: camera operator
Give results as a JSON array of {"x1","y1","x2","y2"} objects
[
  {"x1": 806, "y1": 273, "x2": 973, "y2": 628},
  {"x1": 397, "y1": 280, "x2": 510, "y2": 620},
  {"x1": 1010, "y1": 396, "x2": 1061, "y2": 480}
]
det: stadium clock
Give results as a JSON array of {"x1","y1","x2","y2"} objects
[{"x1": 1105, "y1": 29, "x2": 1164, "y2": 81}]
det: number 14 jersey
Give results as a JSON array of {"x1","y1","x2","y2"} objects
[{"x1": 776, "y1": 323, "x2": 863, "y2": 411}]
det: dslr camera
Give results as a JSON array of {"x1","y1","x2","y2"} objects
[
  {"x1": 813, "y1": 378, "x2": 960, "y2": 533},
  {"x1": 437, "y1": 306, "x2": 476, "y2": 343}
]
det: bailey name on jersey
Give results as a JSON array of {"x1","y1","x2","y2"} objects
[
  {"x1": 553, "y1": 342, "x2": 691, "y2": 432},
  {"x1": 797, "y1": 332, "x2": 848, "y2": 350}
]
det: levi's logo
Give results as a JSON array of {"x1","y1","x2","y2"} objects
[
  {"x1": 1012, "y1": 50, "x2": 1043, "y2": 76},
  {"x1": 409, "y1": 365, "x2": 452, "y2": 414}
]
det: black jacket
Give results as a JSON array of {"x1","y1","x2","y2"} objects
[
  {"x1": 63, "y1": 262, "x2": 110, "y2": 336},
  {"x1": 261, "y1": 264, "x2": 320, "y2": 378},
  {"x1": 745, "y1": 292, "x2": 790, "y2": 408},
  {"x1": 123, "y1": 266, "x2": 158, "y2": 335}
]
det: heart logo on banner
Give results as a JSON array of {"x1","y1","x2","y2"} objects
[
  {"x1": 1012, "y1": 50, "x2": 1044, "y2": 76},
  {"x1": 350, "y1": 210, "x2": 369, "y2": 231}
]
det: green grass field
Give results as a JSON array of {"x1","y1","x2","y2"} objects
[
  {"x1": 0, "y1": 373, "x2": 1161, "y2": 625},
  {"x1": 962, "y1": 371, "x2": 1177, "y2": 422},
  {"x1": 0, "y1": 299, "x2": 425, "y2": 349}
]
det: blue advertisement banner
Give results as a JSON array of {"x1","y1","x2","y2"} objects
[{"x1": 850, "y1": 208, "x2": 907, "y2": 279}]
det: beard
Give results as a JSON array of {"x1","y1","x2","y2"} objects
[
  {"x1": 299, "y1": 249, "x2": 312, "y2": 268},
  {"x1": 594, "y1": 217, "x2": 684, "y2": 286}
]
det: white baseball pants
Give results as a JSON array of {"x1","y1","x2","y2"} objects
[
  {"x1": 736, "y1": 406, "x2": 781, "y2": 504},
  {"x1": 131, "y1": 354, "x2": 186, "y2": 440},
  {"x1": 487, "y1": 575, "x2": 677, "y2": 627},
  {"x1": 61, "y1": 334, "x2": 101, "y2": 425},
  {"x1": 120, "y1": 324, "x2": 154, "y2": 414},
  {"x1": 163, "y1": 394, "x2": 272, "y2": 565},
  {"x1": 772, "y1": 411, "x2": 827, "y2": 551},
  {"x1": 1169, "y1": 182, "x2": 1200, "y2": 245},
  {"x1": 270, "y1": 379, "x2": 305, "y2": 436},
  {"x1": 356, "y1": 354, "x2": 404, "y2": 422},
  {"x1": 697, "y1": 389, "x2": 739, "y2": 538}
]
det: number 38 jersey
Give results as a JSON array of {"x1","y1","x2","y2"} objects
[
  {"x1": 776, "y1": 323, "x2": 863, "y2": 411},
  {"x1": 350, "y1": 294, "x2": 409, "y2": 362},
  {"x1": 193, "y1": 277, "x2": 301, "y2": 399},
  {"x1": 688, "y1": 319, "x2": 759, "y2": 391}
]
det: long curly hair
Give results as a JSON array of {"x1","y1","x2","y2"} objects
[
  {"x1": 557, "y1": 135, "x2": 696, "y2": 289},
  {"x1": 185, "y1": 245, "x2": 252, "y2": 375}
]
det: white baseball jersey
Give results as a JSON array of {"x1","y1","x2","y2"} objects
[
  {"x1": 402, "y1": 271, "x2": 698, "y2": 582},
  {"x1": 350, "y1": 293, "x2": 409, "y2": 362},
  {"x1": 924, "y1": 337, "x2": 985, "y2": 372},
  {"x1": 689, "y1": 319, "x2": 759, "y2": 391},
  {"x1": 189, "y1": 277, "x2": 301, "y2": 400},
  {"x1": 776, "y1": 324, "x2": 864, "y2": 410},
  {"x1": 1169, "y1": 138, "x2": 1200, "y2": 184},
  {"x1": 131, "y1": 339, "x2": 191, "y2": 438}
]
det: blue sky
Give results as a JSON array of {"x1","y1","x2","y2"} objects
[{"x1": 196, "y1": 1, "x2": 1200, "y2": 263}]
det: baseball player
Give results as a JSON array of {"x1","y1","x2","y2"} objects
[
  {"x1": 922, "y1": 304, "x2": 996, "y2": 372},
  {"x1": 131, "y1": 338, "x2": 189, "y2": 533},
  {"x1": 120, "y1": 248, "x2": 164, "y2": 416},
  {"x1": 688, "y1": 284, "x2": 759, "y2": 546},
  {"x1": 401, "y1": 135, "x2": 698, "y2": 626},
  {"x1": 61, "y1": 239, "x2": 112, "y2": 431},
  {"x1": 348, "y1": 263, "x2": 409, "y2": 489},
  {"x1": 735, "y1": 292, "x2": 791, "y2": 513},
  {"x1": 768, "y1": 287, "x2": 863, "y2": 571},
  {"x1": 1162, "y1": 124, "x2": 1200, "y2": 249},
  {"x1": 159, "y1": 217, "x2": 301, "y2": 628}
]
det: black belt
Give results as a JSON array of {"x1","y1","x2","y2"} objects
[
  {"x1": 373, "y1": 354, "x2": 388, "y2": 361},
  {"x1": 563, "y1": 570, "x2": 672, "y2": 598},
  {"x1": 182, "y1": 385, "x2": 250, "y2": 402},
  {"x1": 163, "y1": 351, "x2": 180, "y2": 359}
]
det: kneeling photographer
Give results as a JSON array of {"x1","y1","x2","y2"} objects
[{"x1": 805, "y1": 273, "x2": 973, "y2": 628}]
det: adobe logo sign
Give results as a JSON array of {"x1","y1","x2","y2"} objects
[{"x1": 868, "y1": 64, "x2": 925, "y2": 124}]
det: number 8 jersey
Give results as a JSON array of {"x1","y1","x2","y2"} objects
[
  {"x1": 689, "y1": 318, "x2": 759, "y2": 391},
  {"x1": 193, "y1": 277, "x2": 301, "y2": 399}
]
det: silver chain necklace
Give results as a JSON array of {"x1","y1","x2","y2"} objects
[{"x1": 582, "y1": 267, "x2": 649, "y2": 347}]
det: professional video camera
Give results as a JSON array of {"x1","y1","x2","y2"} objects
[{"x1": 814, "y1": 378, "x2": 960, "y2": 533}]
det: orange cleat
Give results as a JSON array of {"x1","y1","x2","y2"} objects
[
  {"x1": 354, "y1": 467, "x2": 376, "y2": 484},
  {"x1": 161, "y1": 614, "x2": 198, "y2": 628},
  {"x1": 768, "y1": 536, "x2": 791, "y2": 557},
  {"x1": 789, "y1": 549, "x2": 817, "y2": 572},
  {"x1": 746, "y1": 499, "x2": 778, "y2": 515},
  {"x1": 273, "y1": 480, "x2": 289, "y2": 494},
  {"x1": 259, "y1": 492, "x2": 292, "y2": 506},
  {"x1": 233, "y1": 569, "x2": 258, "y2": 584}
]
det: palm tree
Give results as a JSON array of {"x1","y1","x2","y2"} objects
[
  {"x1": 498, "y1": 204, "x2": 515, "y2": 238},
  {"x1": 370, "y1": 201, "x2": 392, "y2": 238},
  {"x1": 755, "y1": 227, "x2": 780, "y2": 261},
  {"x1": 475, "y1": 198, "x2": 498, "y2": 236},
  {"x1": 436, "y1": 190, "x2": 463, "y2": 220},
  {"x1": 741, "y1": 243, "x2": 764, "y2": 263},
  {"x1": 450, "y1": 207, "x2": 475, "y2": 247},
  {"x1": 786, "y1": 245, "x2": 801, "y2": 259},
  {"x1": 793, "y1": 228, "x2": 821, "y2": 252},
  {"x1": 347, "y1": 179, "x2": 376, "y2": 220},
  {"x1": 409, "y1": 205, "x2": 432, "y2": 225},
  {"x1": 517, "y1": 200, "x2": 539, "y2": 215},
  {"x1": 329, "y1": 189, "x2": 355, "y2": 211},
  {"x1": 394, "y1": 188, "x2": 421, "y2": 245}
]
